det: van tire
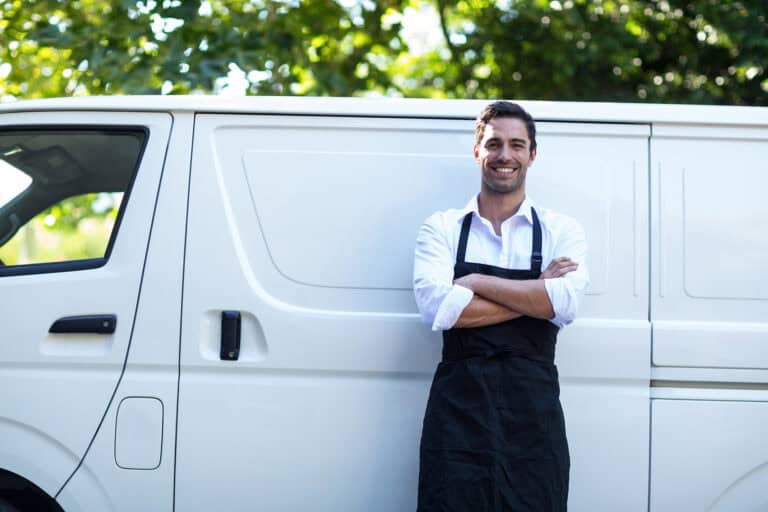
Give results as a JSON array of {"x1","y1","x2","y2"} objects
[
  {"x1": 0, "y1": 470, "x2": 64, "y2": 512},
  {"x1": 0, "y1": 493, "x2": 62, "y2": 512},
  {"x1": 0, "y1": 498, "x2": 20, "y2": 512}
]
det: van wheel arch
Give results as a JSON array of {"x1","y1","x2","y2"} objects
[{"x1": 0, "y1": 469, "x2": 63, "y2": 512}]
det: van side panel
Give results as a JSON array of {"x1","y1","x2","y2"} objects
[
  {"x1": 651, "y1": 398, "x2": 768, "y2": 512},
  {"x1": 177, "y1": 115, "x2": 650, "y2": 511},
  {"x1": 0, "y1": 112, "x2": 171, "y2": 499},
  {"x1": 56, "y1": 113, "x2": 193, "y2": 512},
  {"x1": 650, "y1": 125, "x2": 768, "y2": 511},
  {"x1": 652, "y1": 125, "x2": 768, "y2": 369}
]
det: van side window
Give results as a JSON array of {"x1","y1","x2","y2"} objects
[{"x1": 0, "y1": 128, "x2": 147, "y2": 275}]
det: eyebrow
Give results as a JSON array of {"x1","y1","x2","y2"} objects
[{"x1": 486, "y1": 136, "x2": 528, "y2": 145}]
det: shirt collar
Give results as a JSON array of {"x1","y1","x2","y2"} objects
[{"x1": 459, "y1": 194, "x2": 535, "y2": 225}]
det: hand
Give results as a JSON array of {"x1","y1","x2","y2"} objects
[
  {"x1": 539, "y1": 257, "x2": 578, "y2": 279},
  {"x1": 454, "y1": 273, "x2": 481, "y2": 291}
]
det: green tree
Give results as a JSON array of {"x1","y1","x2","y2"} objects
[
  {"x1": 1, "y1": 0, "x2": 407, "y2": 97},
  {"x1": 0, "y1": 0, "x2": 766, "y2": 104},
  {"x1": 402, "y1": 0, "x2": 768, "y2": 104}
]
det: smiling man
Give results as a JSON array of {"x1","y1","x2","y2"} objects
[{"x1": 413, "y1": 101, "x2": 589, "y2": 511}]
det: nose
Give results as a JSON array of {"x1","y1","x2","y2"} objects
[{"x1": 499, "y1": 143, "x2": 515, "y2": 161}]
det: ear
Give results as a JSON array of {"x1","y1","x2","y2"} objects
[
  {"x1": 473, "y1": 143, "x2": 480, "y2": 161},
  {"x1": 529, "y1": 147, "x2": 537, "y2": 164}
]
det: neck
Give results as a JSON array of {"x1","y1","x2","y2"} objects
[{"x1": 477, "y1": 188, "x2": 525, "y2": 234}]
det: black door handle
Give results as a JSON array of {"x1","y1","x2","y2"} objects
[
  {"x1": 220, "y1": 310, "x2": 241, "y2": 361},
  {"x1": 49, "y1": 315, "x2": 117, "y2": 334}
]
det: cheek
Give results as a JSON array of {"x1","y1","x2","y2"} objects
[{"x1": 481, "y1": 150, "x2": 498, "y2": 161}]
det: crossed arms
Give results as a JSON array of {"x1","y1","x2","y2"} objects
[
  {"x1": 413, "y1": 212, "x2": 589, "y2": 331},
  {"x1": 452, "y1": 258, "x2": 577, "y2": 328}
]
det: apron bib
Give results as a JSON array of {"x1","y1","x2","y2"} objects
[{"x1": 417, "y1": 208, "x2": 570, "y2": 512}]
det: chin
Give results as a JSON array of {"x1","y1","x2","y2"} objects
[{"x1": 484, "y1": 181, "x2": 523, "y2": 194}]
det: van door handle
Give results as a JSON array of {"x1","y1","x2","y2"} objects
[
  {"x1": 49, "y1": 315, "x2": 117, "y2": 334},
  {"x1": 220, "y1": 310, "x2": 241, "y2": 361}
]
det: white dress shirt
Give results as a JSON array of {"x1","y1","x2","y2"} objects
[{"x1": 413, "y1": 195, "x2": 589, "y2": 331}]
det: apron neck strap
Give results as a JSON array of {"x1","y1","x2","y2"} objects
[
  {"x1": 456, "y1": 212, "x2": 473, "y2": 264},
  {"x1": 456, "y1": 207, "x2": 543, "y2": 274},
  {"x1": 530, "y1": 207, "x2": 543, "y2": 274}
]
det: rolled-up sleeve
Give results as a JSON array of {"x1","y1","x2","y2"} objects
[
  {"x1": 543, "y1": 218, "x2": 589, "y2": 327},
  {"x1": 413, "y1": 214, "x2": 474, "y2": 331}
]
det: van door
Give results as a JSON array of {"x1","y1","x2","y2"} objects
[
  {"x1": 177, "y1": 113, "x2": 650, "y2": 511},
  {"x1": 650, "y1": 124, "x2": 768, "y2": 511},
  {"x1": 0, "y1": 112, "x2": 171, "y2": 496}
]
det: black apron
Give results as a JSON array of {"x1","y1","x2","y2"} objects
[{"x1": 417, "y1": 208, "x2": 569, "y2": 512}]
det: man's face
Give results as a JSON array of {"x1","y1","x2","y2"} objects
[{"x1": 474, "y1": 117, "x2": 536, "y2": 195}]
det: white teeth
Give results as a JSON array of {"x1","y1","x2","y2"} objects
[{"x1": 495, "y1": 167, "x2": 516, "y2": 173}]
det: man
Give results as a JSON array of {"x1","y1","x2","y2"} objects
[{"x1": 413, "y1": 101, "x2": 588, "y2": 511}]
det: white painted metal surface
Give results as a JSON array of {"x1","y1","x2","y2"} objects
[
  {"x1": 57, "y1": 113, "x2": 193, "y2": 512},
  {"x1": 649, "y1": 121, "x2": 768, "y2": 512},
  {"x1": 115, "y1": 398, "x2": 163, "y2": 470},
  {"x1": 176, "y1": 113, "x2": 650, "y2": 511},
  {"x1": 651, "y1": 124, "x2": 768, "y2": 369},
  {"x1": 1, "y1": 95, "x2": 767, "y2": 127},
  {"x1": 651, "y1": 397, "x2": 768, "y2": 512},
  {"x1": 0, "y1": 111, "x2": 170, "y2": 500}
]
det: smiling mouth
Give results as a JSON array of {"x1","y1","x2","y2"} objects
[{"x1": 492, "y1": 166, "x2": 518, "y2": 174}]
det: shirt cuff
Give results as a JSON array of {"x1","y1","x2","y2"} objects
[
  {"x1": 544, "y1": 278, "x2": 572, "y2": 328},
  {"x1": 431, "y1": 284, "x2": 474, "y2": 331}
]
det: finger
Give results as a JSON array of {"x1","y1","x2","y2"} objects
[
  {"x1": 553, "y1": 265, "x2": 578, "y2": 277},
  {"x1": 556, "y1": 266, "x2": 579, "y2": 276}
]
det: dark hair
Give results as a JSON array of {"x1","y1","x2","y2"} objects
[{"x1": 475, "y1": 101, "x2": 537, "y2": 153}]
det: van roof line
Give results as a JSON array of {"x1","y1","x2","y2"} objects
[{"x1": 2, "y1": 95, "x2": 767, "y2": 126}]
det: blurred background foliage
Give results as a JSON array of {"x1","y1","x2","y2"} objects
[
  {"x1": 0, "y1": 192, "x2": 121, "y2": 266},
  {"x1": 0, "y1": 0, "x2": 765, "y2": 104}
]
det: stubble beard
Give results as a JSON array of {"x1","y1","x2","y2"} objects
[{"x1": 481, "y1": 165, "x2": 527, "y2": 195}]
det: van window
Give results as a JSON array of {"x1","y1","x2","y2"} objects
[{"x1": 0, "y1": 128, "x2": 147, "y2": 275}]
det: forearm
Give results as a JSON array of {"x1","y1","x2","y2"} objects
[
  {"x1": 469, "y1": 275, "x2": 555, "y2": 320},
  {"x1": 454, "y1": 295, "x2": 523, "y2": 328}
]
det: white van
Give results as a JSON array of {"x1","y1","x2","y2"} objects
[{"x1": 0, "y1": 96, "x2": 766, "y2": 512}]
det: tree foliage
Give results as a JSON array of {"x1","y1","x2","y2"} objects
[
  {"x1": 0, "y1": 0, "x2": 766, "y2": 104},
  {"x1": 1, "y1": 0, "x2": 407, "y2": 97},
  {"x1": 412, "y1": 0, "x2": 768, "y2": 104}
]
